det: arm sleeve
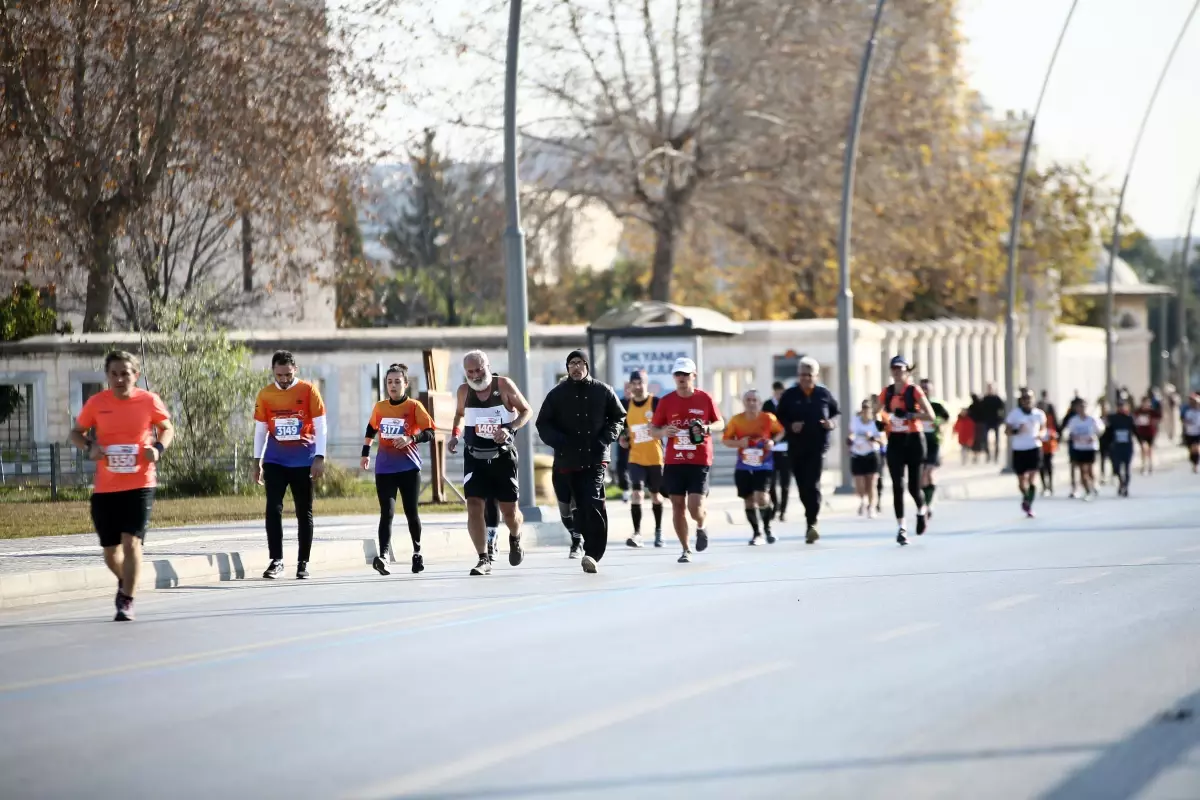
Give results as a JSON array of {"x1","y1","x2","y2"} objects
[
  {"x1": 412, "y1": 428, "x2": 434, "y2": 444},
  {"x1": 312, "y1": 415, "x2": 328, "y2": 457},
  {"x1": 364, "y1": 424, "x2": 378, "y2": 439},
  {"x1": 253, "y1": 421, "x2": 268, "y2": 458}
]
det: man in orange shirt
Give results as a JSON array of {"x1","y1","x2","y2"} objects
[
  {"x1": 722, "y1": 389, "x2": 785, "y2": 545},
  {"x1": 252, "y1": 351, "x2": 328, "y2": 580},
  {"x1": 70, "y1": 351, "x2": 174, "y2": 621}
]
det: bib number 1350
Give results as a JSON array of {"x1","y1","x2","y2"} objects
[{"x1": 105, "y1": 444, "x2": 140, "y2": 474}]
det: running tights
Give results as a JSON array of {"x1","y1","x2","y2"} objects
[
  {"x1": 769, "y1": 459, "x2": 790, "y2": 517},
  {"x1": 376, "y1": 470, "x2": 422, "y2": 556},
  {"x1": 1039, "y1": 454, "x2": 1054, "y2": 493},
  {"x1": 1110, "y1": 446, "x2": 1132, "y2": 490},
  {"x1": 886, "y1": 434, "x2": 925, "y2": 521},
  {"x1": 264, "y1": 463, "x2": 314, "y2": 562}
]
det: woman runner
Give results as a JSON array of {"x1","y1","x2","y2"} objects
[
  {"x1": 878, "y1": 356, "x2": 938, "y2": 545},
  {"x1": 847, "y1": 399, "x2": 883, "y2": 517},
  {"x1": 361, "y1": 364, "x2": 436, "y2": 575}
]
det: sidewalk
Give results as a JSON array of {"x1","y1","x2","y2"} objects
[{"x1": 0, "y1": 453, "x2": 1186, "y2": 608}]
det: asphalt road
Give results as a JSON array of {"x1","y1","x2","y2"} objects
[{"x1": 1, "y1": 466, "x2": 1198, "y2": 800}]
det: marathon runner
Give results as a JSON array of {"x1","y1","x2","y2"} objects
[
  {"x1": 618, "y1": 370, "x2": 666, "y2": 548},
  {"x1": 1065, "y1": 399, "x2": 1104, "y2": 500},
  {"x1": 361, "y1": 363, "x2": 435, "y2": 575},
  {"x1": 70, "y1": 351, "x2": 173, "y2": 621},
  {"x1": 848, "y1": 399, "x2": 883, "y2": 517},
  {"x1": 1134, "y1": 394, "x2": 1161, "y2": 475},
  {"x1": 648, "y1": 357, "x2": 724, "y2": 563},
  {"x1": 1039, "y1": 413, "x2": 1058, "y2": 496},
  {"x1": 775, "y1": 357, "x2": 840, "y2": 544},
  {"x1": 723, "y1": 389, "x2": 784, "y2": 545},
  {"x1": 615, "y1": 380, "x2": 632, "y2": 502},
  {"x1": 762, "y1": 381, "x2": 792, "y2": 522},
  {"x1": 917, "y1": 378, "x2": 951, "y2": 519},
  {"x1": 448, "y1": 350, "x2": 533, "y2": 576},
  {"x1": 253, "y1": 351, "x2": 327, "y2": 580},
  {"x1": 1004, "y1": 388, "x2": 1046, "y2": 517},
  {"x1": 1107, "y1": 397, "x2": 1137, "y2": 497},
  {"x1": 872, "y1": 395, "x2": 886, "y2": 513},
  {"x1": 1096, "y1": 398, "x2": 1112, "y2": 486},
  {"x1": 1184, "y1": 393, "x2": 1200, "y2": 473},
  {"x1": 878, "y1": 356, "x2": 937, "y2": 545}
]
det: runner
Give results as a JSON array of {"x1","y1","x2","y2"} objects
[
  {"x1": 69, "y1": 351, "x2": 173, "y2": 621},
  {"x1": 1096, "y1": 398, "x2": 1111, "y2": 486},
  {"x1": 1039, "y1": 413, "x2": 1058, "y2": 496},
  {"x1": 1065, "y1": 399, "x2": 1104, "y2": 501},
  {"x1": 1133, "y1": 394, "x2": 1161, "y2": 475},
  {"x1": 1184, "y1": 393, "x2": 1200, "y2": 473},
  {"x1": 447, "y1": 350, "x2": 533, "y2": 575},
  {"x1": 618, "y1": 370, "x2": 666, "y2": 548},
  {"x1": 873, "y1": 395, "x2": 886, "y2": 513},
  {"x1": 535, "y1": 350, "x2": 626, "y2": 574},
  {"x1": 878, "y1": 356, "x2": 937, "y2": 545},
  {"x1": 614, "y1": 380, "x2": 632, "y2": 502},
  {"x1": 648, "y1": 357, "x2": 724, "y2": 563},
  {"x1": 1004, "y1": 388, "x2": 1047, "y2": 518},
  {"x1": 1107, "y1": 397, "x2": 1137, "y2": 497},
  {"x1": 722, "y1": 389, "x2": 784, "y2": 545},
  {"x1": 775, "y1": 357, "x2": 840, "y2": 544},
  {"x1": 848, "y1": 399, "x2": 883, "y2": 517},
  {"x1": 253, "y1": 351, "x2": 327, "y2": 580},
  {"x1": 917, "y1": 378, "x2": 951, "y2": 519},
  {"x1": 361, "y1": 363, "x2": 435, "y2": 576},
  {"x1": 762, "y1": 381, "x2": 792, "y2": 522},
  {"x1": 1061, "y1": 399, "x2": 1082, "y2": 498}
]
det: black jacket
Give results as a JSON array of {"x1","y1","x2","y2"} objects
[
  {"x1": 775, "y1": 384, "x2": 841, "y2": 454},
  {"x1": 536, "y1": 376, "x2": 626, "y2": 469}
]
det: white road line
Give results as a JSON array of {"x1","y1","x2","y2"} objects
[
  {"x1": 347, "y1": 661, "x2": 790, "y2": 799},
  {"x1": 1176, "y1": 545, "x2": 1200, "y2": 554},
  {"x1": 1127, "y1": 556, "x2": 1167, "y2": 566},
  {"x1": 985, "y1": 593, "x2": 1038, "y2": 611},
  {"x1": 872, "y1": 622, "x2": 940, "y2": 643},
  {"x1": 1058, "y1": 571, "x2": 1111, "y2": 586}
]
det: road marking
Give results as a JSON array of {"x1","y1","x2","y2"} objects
[
  {"x1": 1058, "y1": 571, "x2": 1111, "y2": 586},
  {"x1": 1177, "y1": 545, "x2": 1200, "y2": 554},
  {"x1": 985, "y1": 593, "x2": 1038, "y2": 611},
  {"x1": 1127, "y1": 556, "x2": 1166, "y2": 566},
  {"x1": 872, "y1": 622, "x2": 939, "y2": 642},
  {"x1": 347, "y1": 661, "x2": 790, "y2": 799}
]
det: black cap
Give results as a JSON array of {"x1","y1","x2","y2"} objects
[
  {"x1": 566, "y1": 349, "x2": 588, "y2": 368},
  {"x1": 629, "y1": 369, "x2": 646, "y2": 381}
]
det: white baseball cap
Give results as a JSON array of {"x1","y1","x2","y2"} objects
[{"x1": 671, "y1": 357, "x2": 697, "y2": 375}]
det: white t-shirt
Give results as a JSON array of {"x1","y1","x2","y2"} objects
[
  {"x1": 1066, "y1": 415, "x2": 1104, "y2": 451},
  {"x1": 1184, "y1": 407, "x2": 1200, "y2": 437},
  {"x1": 1005, "y1": 407, "x2": 1047, "y2": 452},
  {"x1": 849, "y1": 415, "x2": 882, "y2": 456}
]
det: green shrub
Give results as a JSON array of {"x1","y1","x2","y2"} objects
[{"x1": 313, "y1": 461, "x2": 374, "y2": 499}]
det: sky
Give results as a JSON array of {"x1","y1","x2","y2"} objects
[{"x1": 372, "y1": 0, "x2": 1200, "y2": 240}]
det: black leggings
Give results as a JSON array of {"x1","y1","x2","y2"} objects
[
  {"x1": 376, "y1": 470, "x2": 422, "y2": 556},
  {"x1": 769, "y1": 454, "x2": 791, "y2": 515},
  {"x1": 886, "y1": 434, "x2": 926, "y2": 521},
  {"x1": 264, "y1": 463, "x2": 314, "y2": 562}
]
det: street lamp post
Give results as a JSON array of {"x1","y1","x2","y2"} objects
[
  {"x1": 1104, "y1": 0, "x2": 1198, "y2": 406},
  {"x1": 502, "y1": 0, "x2": 539, "y2": 517},
  {"x1": 1179, "y1": 171, "x2": 1200, "y2": 393},
  {"x1": 835, "y1": 0, "x2": 887, "y2": 494}
]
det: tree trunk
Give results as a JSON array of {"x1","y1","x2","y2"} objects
[
  {"x1": 648, "y1": 216, "x2": 679, "y2": 303},
  {"x1": 241, "y1": 212, "x2": 254, "y2": 291},
  {"x1": 82, "y1": 217, "x2": 117, "y2": 332}
]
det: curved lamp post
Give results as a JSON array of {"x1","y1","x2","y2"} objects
[{"x1": 1179, "y1": 170, "x2": 1200, "y2": 392}]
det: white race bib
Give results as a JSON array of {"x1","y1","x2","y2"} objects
[
  {"x1": 742, "y1": 448, "x2": 764, "y2": 467},
  {"x1": 1072, "y1": 433, "x2": 1092, "y2": 448},
  {"x1": 631, "y1": 424, "x2": 651, "y2": 444},
  {"x1": 273, "y1": 417, "x2": 302, "y2": 442},
  {"x1": 379, "y1": 417, "x2": 406, "y2": 440},
  {"x1": 1114, "y1": 429, "x2": 1131, "y2": 444},
  {"x1": 673, "y1": 430, "x2": 696, "y2": 451},
  {"x1": 105, "y1": 444, "x2": 140, "y2": 474},
  {"x1": 475, "y1": 411, "x2": 503, "y2": 438},
  {"x1": 1135, "y1": 415, "x2": 1150, "y2": 426},
  {"x1": 889, "y1": 415, "x2": 908, "y2": 433}
]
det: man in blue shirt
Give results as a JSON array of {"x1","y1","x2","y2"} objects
[{"x1": 774, "y1": 357, "x2": 840, "y2": 544}]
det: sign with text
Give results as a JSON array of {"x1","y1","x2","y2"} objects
[{"x1": 611, "y1": 339, "x2": 696, "y2": 396}]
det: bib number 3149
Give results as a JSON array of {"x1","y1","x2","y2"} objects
[
  {"x1": 105, "y1": 444, "x2": 140, "y2": 474},
  {"x1": 274, "y1": 417, "x2": 302, "y2": 442}
]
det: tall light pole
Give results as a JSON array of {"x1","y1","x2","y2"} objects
[
  {"x1": 836, "y1": 0, "x2": 887, "y2": 494},
  {"x1": 1004, "y1": 1, "x2": 1078, "y2": 418},
  {"x1": 503, "y1": 0, "x2": 538, "y2": 515},
  {"x1": 1105, "y1": 0, "x2": 1198, "y2": 405},
  {"x1": 1179, "y1": 170, "x2": 1200, "y2": 393}
]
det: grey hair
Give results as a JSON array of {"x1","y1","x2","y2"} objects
[
  {"x1": 462, "y1": 350, "x2": 489, "y2": 368},
  {"x1": 798, "y1": 356, "x2": 820, "y2": 375},
  {"x1": 743, "y1": 388, "x2": 761, "y2": 401}
]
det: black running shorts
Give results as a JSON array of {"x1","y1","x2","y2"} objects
[
  {"x1": 1012, "y1": 447, "x2": 1042, "y2": 476},
  {"x1": 91, "y1": 488, "x2": 155, "y2": 548},
  {"x1": 628, "y1": 463, "x2": 664, "y2": 495},
  {"x1": 734, "y1": 469, "x2": 770, "y2": 498},
  {"x1": 663, "y1": 464, "x2": 710, "y2": 497},
  {"x1": 464, "y1": 452, "x2": 519, "y2": 503}
]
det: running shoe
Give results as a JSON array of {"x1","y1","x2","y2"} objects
[
  {"x1": 569, "y1": 538, "x2": 584, "y2": 559},
  {"x1": 626, "y1": 534, "x2": 643, "y2": 548},
  {"x1": 411, "y1": 553, "x2": 424, "y2": 574},
  {"x1": 470, "y1": 555, "x2": 491, "y2": 576},
  {"x1": 653, "y1": 531, "x2": 664, "y2": 548},
  {"x1": 805, "y1": 525, "x2": 820, "y2": 545},
  {"x1": 678, "y1": 550, "x2": 692, "y2": 563},
  {"x1": 897, "y1": 527, "x2": 909, "y2": 546},
  {"x1": 263, "y1": 559, "x2": 284, "y2": 580},
  {"x1": 765, "y1": 532, "x2": 777, "y2": 544},
  {"x1": 581, "y1": 555, "x2": 598, "y2": 574},
  {"x1": 372, "y1": 556, "x2": 391, "y2": 576},
  {"x1": 916, "y1": 513, "x2": 927, "y2": 536},
  {"x1": 1021, "y1": 500, "x2": 1030, "y2": 515},
  {"x1": 696, "y1": 529, "x2": 709, "y2": 552},
  {"x1": 1025, "y1": 506, "x2": 1036, "y2": 519},
  {"x1": 296, "y1": 561, "x2": 310, "y2": 580},
  {"x1": 508, "y1": 533, "x2": 524, "y2": 567},
  {"x1": 749, "y1": 534, "x2": 762, "y2": 546},
  {"x1": 113, "y1": 593, "x2": 134, "y2": 622}
]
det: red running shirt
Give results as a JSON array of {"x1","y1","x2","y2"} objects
[{"x1": 651, "y1": 390, "x2": 722, "y2": 466}]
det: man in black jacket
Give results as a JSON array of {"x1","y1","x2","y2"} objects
[
  {"x1": 774, "y1": 357, "x2": 840, "y2": 544},
  {"x1": 535, "y1": 350, "x2": 626, "y2": 573}
]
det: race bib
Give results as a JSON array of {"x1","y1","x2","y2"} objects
[
  {"x1": 273, "y1": 417, "x2": 302, "y2": 442},
  {"x1": 742, "y1": 448, "x2": 764, "y2": 467},
  {"x1": 631, "y1": 424, "x2": 652, "y2": 444},
  {"x1": 673, "y1": 430, "x2": 696, "y2": 451},
  {"x1": 379, "y1": 417, "x2": 406, "y2": 441},
  {"x1": 1114, "y1": 429, "x2": 1131, "y2": 444},
  {"x1": 889, "y1": 415, "x2": 908, "y2": 433},
  {"x1": 1135, "y1": 415, "x2": 1150, "y2": 426},
  {"x1": 475, "y1": 412, "x2": 503, "y2": 438},
  {"x1": 105, "y1": 444, "x2": 139, "y2": 474},
  {"x1": 1072, "y1": 433, "x2": 1091, "y2": 448}
]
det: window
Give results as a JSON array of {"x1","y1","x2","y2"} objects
[
  {"x1": 0, "y1": 384, "x2": 34, "y2": 448},
  {"x1": 82, "y1": 382, "x2": 104, "y2": 405}
]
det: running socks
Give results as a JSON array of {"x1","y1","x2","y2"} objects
[
  {"x1": 631, "y1": 503, "x2": 643, "y2": 534},
  {"x1": 652, "y1": 503, "x2": 663, "y2": 532},
  {"x1": 1023, "y1": 485, "x2": 1036, "y2": 506},
  {"x1": 923, "y1": 485, "x2": 936, "y2": 507},
  {"x1": 745, "y1": 508, "x2": 761, "y2": 536}
]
